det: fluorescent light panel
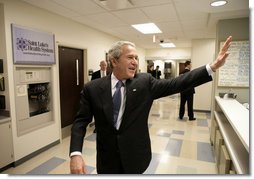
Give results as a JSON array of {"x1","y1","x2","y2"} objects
[
  {"x1": 210, "y1": 0, "x2": 227, "y2": 7},
  {"x1": 160, "y1": 43, "x2": 176, "y2": 48},
  {"x1": 132, "y1": 23, "x2": 162, "y2": 34}
]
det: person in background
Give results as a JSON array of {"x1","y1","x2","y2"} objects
[
  {"x1": 147, "y1": 64, "x2": 154, "y2": 75},
  {"x1": 91, "y1": 60, "x2": 108, "y2": 80},
  {"x1": 179, "y1": 60, "x2": 196, "y2": 121},
  {"x1": 152, "y1": 65, "x2": 161, "y2": 79},
  {"x1": 90, "y1": 60, "x2": 108, "y2": 133},
  {"x1": 69, "y1": 36, "x2": 232, "y2": 174}
]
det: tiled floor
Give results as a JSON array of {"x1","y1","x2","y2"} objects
[{"x1": 2, "y1": 95, "x2": 217, "y2": 174}]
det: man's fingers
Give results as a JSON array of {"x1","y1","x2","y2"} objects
[{"x1": 222, "y1": 36, "x2": 232, "y2": 51}]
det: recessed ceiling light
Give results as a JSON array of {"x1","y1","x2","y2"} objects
[
  {"x1": 160, "y1": 43, "x2": 176, "y2": 48},
  {"x1": 132, "y1": 23, "x2": 162, "y2": 34},
  {"x1": 210, "y1": 0, "x2": 227, "y2": 7}
]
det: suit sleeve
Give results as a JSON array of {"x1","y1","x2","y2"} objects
[
  {"x1": 150, "y1": 65, "x2": 212, "y2": 99},
  {"x1": 91, "y1": 70, "x2": 100, "y2": 80},
  {"x1": 91, "y1": 73, "x2": 96, "y2": 80},
  {"x1": 69, "y1": 86, "x2": 93, "y2": 154}
]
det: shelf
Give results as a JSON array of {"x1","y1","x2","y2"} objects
[
  {"x1": 214, "y1": 111, "x2": 249, "y2": 174},
  {"x1": 215, "y1": 96, "x2": 249, "y2": 151}
]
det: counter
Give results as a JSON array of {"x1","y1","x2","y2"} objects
[
  {"x1": 215, "y1": 96, "x2": 249, "y2": 151},
  {"x1": 213, "y1": 96, "x2": 249, "y2": 174}
]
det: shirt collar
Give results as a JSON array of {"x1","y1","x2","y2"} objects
[{"x1": 111, "y1": 73, "x2": 126, "y2": 88}]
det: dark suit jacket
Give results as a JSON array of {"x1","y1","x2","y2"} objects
[
  {"x1": 91, "y1": 70, "x2": 101, "y2": 80},
  {"x1": 180, "y1": 68, "x2": 195, "y2": 95},
  {"x1": 70, "y1": 65, "x2": 212, "y2": 173},
  {"x1": 151, "y1": 69, "x2": 161, "y2": 79}
]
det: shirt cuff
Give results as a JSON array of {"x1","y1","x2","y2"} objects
[
  {"x1": 206, "y1": 64, "x2": 213, "y2": 76},
  {"x1": 70, "y1": 151, "x2": 82, "y2": 157}
]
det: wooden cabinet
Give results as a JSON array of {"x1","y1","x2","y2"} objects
[{"x1": 0, "y1": 119, "x2": 13, "y2": 170}]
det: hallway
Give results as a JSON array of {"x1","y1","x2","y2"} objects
[{"x1": 3, "y1": 95, "x2": 217, "y2": 174}]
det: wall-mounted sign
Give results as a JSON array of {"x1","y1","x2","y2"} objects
[{"x1": 11, "y1": 24, "x2": 55, "y2": 65}]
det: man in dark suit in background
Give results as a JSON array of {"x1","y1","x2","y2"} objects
[
  {"x1": 152, "y1": 65, "x2": 161, "y2": 79},
  {"x1": 179, "y1": 60, "x2": 196, "y2": 121},
  {"x1": 69, "y1": 36, "x2": 232, "y2": 174},
  {"x1": 91, "y1": 60, "x2": 108, "y2": 80}
]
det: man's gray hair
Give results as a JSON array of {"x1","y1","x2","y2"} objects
[{"x1": 108, "y1": 41, "x2": 135, "y2": 61}]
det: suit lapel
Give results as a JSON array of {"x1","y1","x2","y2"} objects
[
  {"x1": 98, "y1": 75, "x2": 114, "y2": 126},
  {"x1": 118, "y1": 78, "x2": 138, "y2": 131}
]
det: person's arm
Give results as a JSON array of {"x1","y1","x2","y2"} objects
[
  {"x1": 69, "y1": 86, "x2": 93, "y2": 174},
  {"x1": 209, "y1": 36, "x2": 232, "y2": 71}
]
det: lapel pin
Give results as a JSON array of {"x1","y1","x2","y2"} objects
[{"x1": 133, "y1": 89, "x2": 137, "y2": 92}]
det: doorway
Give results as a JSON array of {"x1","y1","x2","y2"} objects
[
  {"x1": 58, "y1": 46, "x2": 85, "y2": 129},
  {"x1": 179, "y1": 62, "x2": 186, "y2": 75}
]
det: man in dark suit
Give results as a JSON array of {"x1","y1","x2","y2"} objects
[
  {"x1": 70, "y1": 36, "x2": 232, "y2": 174},
  {"x1": 152, "y1": 65, "x2": 161, "y2": 79},
  {"x1": 91, "y1": 60, "x2": 108, "y2": 80},
  {"x1": 179, "y1": 60, "x2": 196, "y2": 120}
]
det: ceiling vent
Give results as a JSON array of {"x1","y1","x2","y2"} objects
[{"x1": 94, "y1": 0, "x2": 134, "y2": 10}]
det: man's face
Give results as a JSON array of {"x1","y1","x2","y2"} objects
[
  {"x1": 100, "y1": 62, "x2": 107, "y2": 71},
  {"x1": 112, "y1": 45, "x2": 138, "y2": 80}
]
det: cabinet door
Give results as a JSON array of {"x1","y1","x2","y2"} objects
[
  {"x1": 0, "y1": 121, "x2": 13, "y2": 168},
  {"x1": 219, "y1": 145, "x2": 231, "y2": 174},
  {"x1": 210, "y1": 118, "x2": 218, "y2": 145},
  {"x1": 215, "y1": 130, "x2": 224, "y2": 167}
]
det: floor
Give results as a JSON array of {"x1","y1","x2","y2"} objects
[{"x1": 2, "y1": 95, "x2": 217, "y2": 175}]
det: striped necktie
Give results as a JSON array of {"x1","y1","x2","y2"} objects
[{"x1": 112, "y1": 81, "x2": 123, "y2": 128}]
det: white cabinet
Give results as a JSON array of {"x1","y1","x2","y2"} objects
[
  {"x1": 211, "y1": 97, "x2": 249, "y2": 174},
  {"x1": 0, "y1": 119, "x2": 13, "y2": 169}
]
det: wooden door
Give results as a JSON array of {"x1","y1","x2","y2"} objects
[
  {"x1": 59, "y1": 46, "x2": 84, "y2": 128},
  {"x1": 179, "y1": 63, "x2": 186, "y2": 75}
]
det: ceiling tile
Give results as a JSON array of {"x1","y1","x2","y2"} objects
[
  {"x1": 131, "y1": 0, "x2": 173, "y2": 7},
  {"x1": 53, "y1": 0, "x2": 107, "y2": 15},
  {"x1": 84, "y1": 13, "x2": 127, "y2": 27},
  {"x1": 23, "y1": 0, "x2": 80, "y2": 17},
  {"x1": 141, "y1": 4, "x2": 178, "y2": 22},
  {"x1": 112, "y1": 9, "x2": 149, "y2": 24}
]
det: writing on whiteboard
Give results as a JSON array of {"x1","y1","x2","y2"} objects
[{"x1": 218, "y1": 41, "x2": 249, "y2": 87}]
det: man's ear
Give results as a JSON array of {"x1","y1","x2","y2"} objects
[{"x1": 111, "y1": 58, "x2": 118, "y2": 67}]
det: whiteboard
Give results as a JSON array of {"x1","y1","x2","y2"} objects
[{"x1": 218, "y1": 40, "x2": 249, "y2": 87}]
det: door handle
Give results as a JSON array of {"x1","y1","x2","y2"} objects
[{"x1": 76, "y1": 59, "x2": 79, "y2": 86}]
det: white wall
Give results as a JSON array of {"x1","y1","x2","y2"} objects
[
  {"x1": 145, "y1": 42, "x2": 215, "y2": 111},
  {"x1": 145, "y1": 48, "x2": 191, "y2": 78},
  {"x1": 191, "y1": 39, "x2": 215, "y2": 111},
  {"x1": 146, "y1": 48, "x2": 191, "y2": 60}
]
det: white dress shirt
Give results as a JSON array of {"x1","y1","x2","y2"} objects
[
  {"x1": 100, "y1": 70, "x2": 106, "y2": 77},
  {"x1": 111, "y1": 73, "x2": 126, "y2": 130}
]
